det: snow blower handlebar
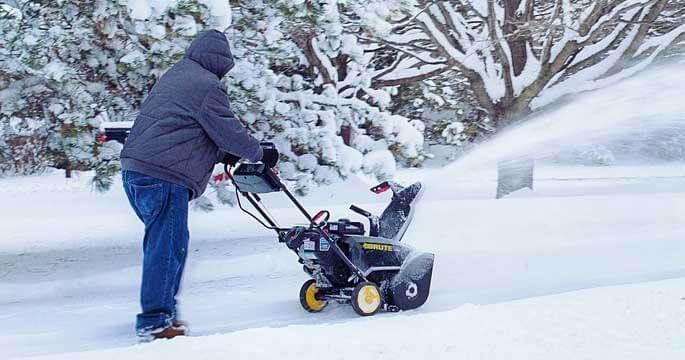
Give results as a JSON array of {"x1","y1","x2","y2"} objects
[{"x1": 223, "y1": 162, "x2": 315, "y2": 234}]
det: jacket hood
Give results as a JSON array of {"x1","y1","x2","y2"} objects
[{"x1": 185, "y1": 30, "x2": 234, "y2": 78}]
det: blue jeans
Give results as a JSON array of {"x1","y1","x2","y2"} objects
[{"x1": 122, "y1": 170, "x2": 190, "y2": 335}]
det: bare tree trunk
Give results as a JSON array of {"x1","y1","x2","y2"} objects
[{"x1": 503, "y1": 0, "x2": 531, "y2": 77}]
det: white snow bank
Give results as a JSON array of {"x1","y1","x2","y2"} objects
[{"x1": 24, "y1": 277, "x2": 685, "y2": 360}]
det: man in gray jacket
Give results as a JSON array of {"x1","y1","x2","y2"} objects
[{"x1": 120, "y1": 30, "x2": 278, "y2": 340}]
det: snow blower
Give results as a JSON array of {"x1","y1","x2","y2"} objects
[{"x1": 225, "y1": 160, "x2": 434, "y2": 316}]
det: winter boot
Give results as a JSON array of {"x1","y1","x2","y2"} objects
[{"x1": 149, "y1": 324, "x2": 188, "y2": 340}]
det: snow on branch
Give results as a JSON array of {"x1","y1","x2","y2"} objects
[
  {"x1": 636, "y1": 23, "x2": 685, "y2": 56},
  {"x1": 361, "y1": 0, "x2": 681, "y2": 126}
]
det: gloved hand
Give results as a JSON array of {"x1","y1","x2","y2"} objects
[
  {"x1": 220, "y1": 152, "x2": 241, "y2": 166},
  {"x1": 260, "y1": 142, "x2": 279, "y2": 168}
]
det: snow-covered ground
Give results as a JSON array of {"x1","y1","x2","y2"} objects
[
  {"x1": 2, "y1": 164, "x2": 684, "y2": 359},
  {"x1": 20, "y1": 277, "x2": 685, "y2": 360}
]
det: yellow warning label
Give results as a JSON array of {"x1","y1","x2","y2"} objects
[{"x1": 362, "y1": 243, "x2": 393, "y2": 252}]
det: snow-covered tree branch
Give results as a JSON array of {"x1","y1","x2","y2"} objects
[{"x1": 363, "y1": 0, "x2": 685, "y2": 127}]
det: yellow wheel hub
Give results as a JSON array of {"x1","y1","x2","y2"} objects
[
  {"x1": 356, "y1": 284, "x2": 381, "y2": 314},
  {"x1": 363, "y1": 286, "x2": 380, "y2": 304},
  {"x1": 305, "y1": 283, "x2": 326, "y2": 311}
]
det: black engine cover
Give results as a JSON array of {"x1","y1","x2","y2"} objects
[{"x1": 325, "y1": 219, "x2": 365, "y2": 236}]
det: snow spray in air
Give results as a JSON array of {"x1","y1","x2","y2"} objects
[{"x1": 442, "y1": 63, "x2": 685, "y2": 179}]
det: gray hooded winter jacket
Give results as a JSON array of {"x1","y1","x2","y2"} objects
[{"x1": 120, "y1": 30, "x2": 262, "y2": 199}]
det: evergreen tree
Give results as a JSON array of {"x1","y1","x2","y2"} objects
[
  {"x1": 1, "y1": 0, "x2": 430, "y2": 204},
  {"x1": 222, "y1": 0, "x2": 426, "y2": 194}
]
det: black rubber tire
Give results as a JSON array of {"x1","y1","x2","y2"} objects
[
  {"x1": 299, "y1": 279, "x2": 328, "y2": 313},
  {"x1": 351, "y1": 282, "x2": 382, "y2": 316}
]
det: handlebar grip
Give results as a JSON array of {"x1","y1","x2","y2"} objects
[{"x1": 349, "y1": 205, "x2": 373, "y2": 218}]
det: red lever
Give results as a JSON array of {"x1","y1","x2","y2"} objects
[
  {"x1": 370, "y1": 181, "x2": 390, "y2": 194},
  {"x1": 312, "y1": 210, "x2": 330, "y2": 225}
]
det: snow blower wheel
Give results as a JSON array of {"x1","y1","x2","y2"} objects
[
  {"x1": 299, "y1": 279, "x2": 328, "y2": 312},
  {"x1": 351, "y1": 282, "x2": 382, "y2": 316}
]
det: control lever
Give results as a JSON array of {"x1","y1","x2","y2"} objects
[
  {"x1": 349, "y1": 205, "x2": 380, "y2": 237},
  {"x1": 370, "y1": 181, "x2": 391, "y2": 194},
  {"x1": 371, "y1": 181, "x2": 406, "y2": 197},
  {"x1": 312, "y1": 210, "x2": 330, "y2": 227}
]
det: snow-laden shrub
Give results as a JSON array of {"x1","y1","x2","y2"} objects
[
  {"x1": 221, "y1": 0, "x2": 426, "y2": 194},
  {"x1": 0, "y1": 2, "x2": 130, "y2": 183},
  {"x1": 441, "y1": 122, "x2": 467, "y2": 146}
]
